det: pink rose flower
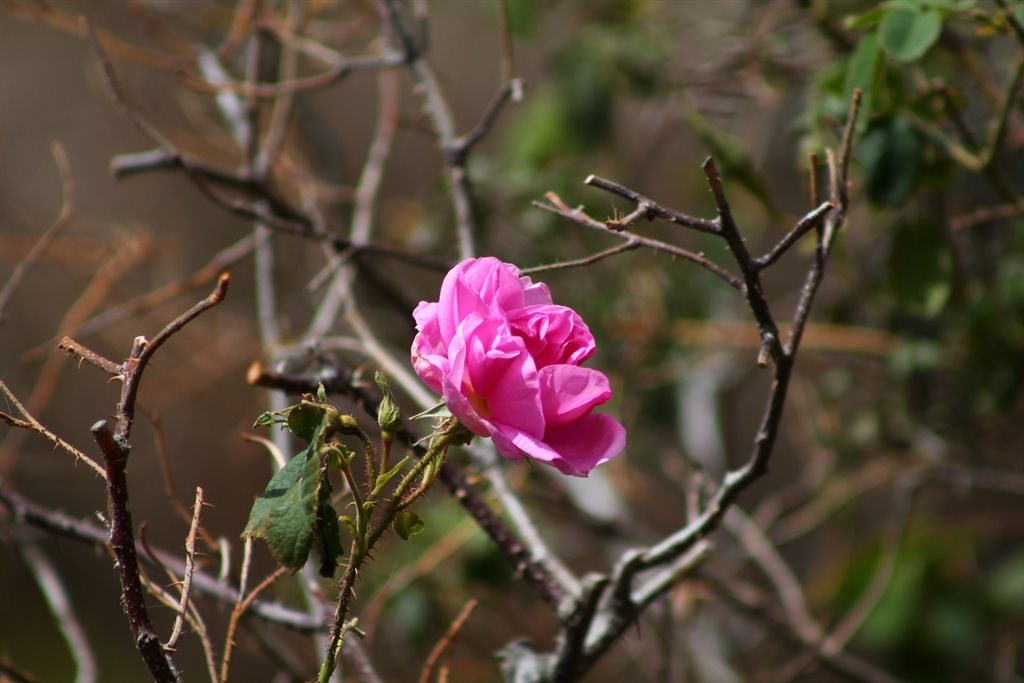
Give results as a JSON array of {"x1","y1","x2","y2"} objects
[{"x1": 411, "y1": 257, "x2": 626, "y2": 476}]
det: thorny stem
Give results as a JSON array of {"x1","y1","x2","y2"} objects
[
  {"x1": 64, "y1": 274, "x2": 229, "y2": 682},
  {"x1": 92, "y1": 420, "x2": 178, "y2": 683},
  {"x1": 318, "y1": 426, "x2": 460, "y2": 682}
]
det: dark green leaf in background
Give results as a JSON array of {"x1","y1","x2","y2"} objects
[
  {"x1": 845, "y1": 32, "x2": 883, "y2": 127},
  {"x1": 861, "y1": 116, "x2": 925, "y2": 207},
  {"x1": 888, "y1": 219, "x2": 953, "y2": 317},
  {"x1": 879, "y1": 4, "x2": 943, "y2": 62}
]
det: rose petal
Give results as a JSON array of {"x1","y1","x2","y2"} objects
[
  {"x1": 509, "y1": 304, "x2": 596, "y2": 367},
  {"x1": 520, "y1": 277, "x2": 552, "y2": 306},
  {"x1": 542, "y1": 413, "x2": 626, "y2": 476},
  {"x1": 438, "y1": 258, "x2": 526, "y2": 341},
  {"x1": 411, "y1": 302, "x2": 445, "y2": 392},
  {"x1": 444, "y1": 313, "x2": 544, "y2": 438},
  {"x1": 538, "y1": 365, "x2": 611, "y2": 425}
]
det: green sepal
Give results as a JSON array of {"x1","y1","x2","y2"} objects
[
  {"x1": 372, "y1": 456, "x2": 410, "y2": 497},
  {"x1": 410, "y1": 401, "x2": 452, "y2": 421}
]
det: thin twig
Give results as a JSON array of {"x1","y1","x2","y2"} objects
[
  {"x1": 725, "y1": 507, "x2": 821, "y2": 643},
  {"x1": 116, "y1": 273, "x2": 231, "y2": 442},
  {"x1": 519, "y1": 241, "x2": 641, "y2": 275},
  {"x1": 145, "y1": 410, "x2": 218, "y2": 549},
  {"x1": 0, "y1": 141, "x2": 74, "y2": 324},
  {"x1": 0, "y1": 381, "x2": 106, "y2": 480},
  {"x1": 22, "y1": 234, "x2": 260, "y2": 363},
  {"x1": 755, "y1": 201, "x2": 835, "y2": 270},
  {"x1": 1, "y1": 231, "x2": 151, "y2": 472},
  {"x1": 137, "y1": 569, "x2": 219, "y2": 683},
  {"x1": 452, "y1": 78, "x2": 524, "y2": 159},
  {"x1": 18, "y1": 540, "x2": 98, "y2": 683},
  {"x1": 220, "y1": 565, "x2": 288, "y2": 683},
  {"x1": 418, "y1": 599, "x2": 479, "y2": 683},
  {"x1": 57, "y1": 337, "x2": 121, "y2": 376},
  {"x1": 381, "y1": 0, "x2": 519, "y2": 260},
  {"x1": 584, "y1": 175, "x2": 721, "y2": 234},
  {"x1": 496, "y1": 0, "x2": 514, "y2": 82},
  {"x1": 164, "y1": 487, "x2": 205, "y2": 651},
  {"x1": 533, "y1": 194, "x2": 742, "y2": 289}
]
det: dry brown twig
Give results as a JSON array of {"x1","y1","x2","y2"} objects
[
  {"x1": 419, "y1": 598, "x2": 479, "y2": 683},
  {"x1": 220, "y1": 562, "x2": 288, "y2": 683},
  {"x1": 164, "y1": 486, "x2": 206, "y2": 652},
  {"x1": 0, "y1": 141, "x2": 74, "y2": 324}
]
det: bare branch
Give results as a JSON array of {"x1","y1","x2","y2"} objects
[
  {"x1": 91, "y1": 420, "x2": 179, "y2": 682},
  {"x1": 519, "y1": 241, "x2": 642, "y2": 275},
  {"x1": 533, "y1": 194, "x2": 742, "y2": 289},
  {"x1": 755, "y1": 201, "x2": 835, "y2": 270},
  {"x1": 584, "y1": 175, "x2": 721, "y2": 234}
]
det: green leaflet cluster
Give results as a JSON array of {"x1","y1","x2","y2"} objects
[{"x1": 243, "y1": 386, "x2": 354, "y2": 577}]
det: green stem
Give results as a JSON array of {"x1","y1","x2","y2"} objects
[{"x1": 316, "y1": 424, "x2": 460, "y2": 681}]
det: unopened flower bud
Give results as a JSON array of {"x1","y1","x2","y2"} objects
[{"x1": 375, "y1": 370, "x2": 402, "y2": 435}]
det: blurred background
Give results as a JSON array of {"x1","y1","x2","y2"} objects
[{"x1": 2, "y1": 0, "x2": 1024, "y2": 681}]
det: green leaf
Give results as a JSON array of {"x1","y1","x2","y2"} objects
[
  {"x1": 888, "y1": 220, "x2": 953, "y2": 317},
  {"x1": 860, "y1": 116, "x2": 924, "y2": 207},
  {"x1": 245, "y1": 402, "x2": 344, "y2": 574},
  {"x1": 879, "y1": 5, "x2": 942, "y2": 62},
  {"x1": 314, "y1": 469, "x2": 343, "y2": 578},
  {"x1": 844, "y1": 33, "x2": 883, "y2": 127},
  {"x1": 392, "y1": 510, "x2": 425, "y2": 540},
  {"x1": 287, "y1": 402, "x2": 326, "y2": 442},
  {"x1": 845, "y1": 6, "x2": 888, "y2": 29},
  {"x1": 243, "y1": 444, "x2": 321, "y2": 572}
]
